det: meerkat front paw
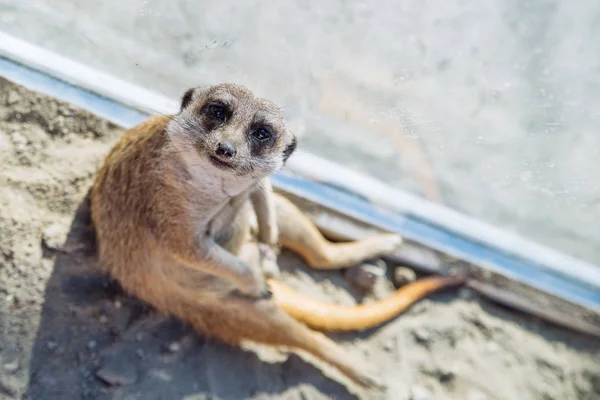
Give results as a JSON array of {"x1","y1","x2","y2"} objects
[
  {"x1": 239, "y1": 281, "x2": 272, "y2": 299},
  {"x1": 258, "y1": 243, "x2": 281, "y2": 279},
  {"x1": 238, "y1": 265, "x2": 271, "y2": 299}
]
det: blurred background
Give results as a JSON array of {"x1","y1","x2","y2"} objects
[{"x1": 2, "y1": 0, "x2": 599, "y2": 266}]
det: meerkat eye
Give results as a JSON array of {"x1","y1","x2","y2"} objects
[
  {"x1": 252, "y1": 127, "x2": 272, "y2": 141},
  {"x1": 208, "y1": 104, "x2": 226, "y2": 121}
]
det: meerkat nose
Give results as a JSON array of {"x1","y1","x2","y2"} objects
[{"x1": 215, "y1": 141, "x2": 237, "y2": 159}]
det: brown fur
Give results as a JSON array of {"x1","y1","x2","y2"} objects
[{"x1": 91, "y1": 84, "x2": 456, "y2": 389}]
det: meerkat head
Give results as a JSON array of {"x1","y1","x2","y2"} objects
[{"x1": 167, "y1": 83, "x2": 297, "y2": 178}]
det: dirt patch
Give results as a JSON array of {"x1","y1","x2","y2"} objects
[{"x1": 0, "y1": 78, "x2": 598, "y2": 400}]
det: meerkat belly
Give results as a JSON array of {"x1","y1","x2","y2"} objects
[
  {"x1": 208, "y1": 194, "x2": 256, "y2": 255},
  {"x1": 166, "y1": 196, "x2": 258, "y2": 299}
]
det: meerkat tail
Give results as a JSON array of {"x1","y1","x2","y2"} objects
[{"x1": 268, "y1": 276, "x2": 464, "y2": 332}]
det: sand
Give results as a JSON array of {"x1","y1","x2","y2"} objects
[{"x1": 0, "y1": 78, "x2": 599, "y2": 400}]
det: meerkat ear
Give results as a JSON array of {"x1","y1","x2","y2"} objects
[
  {"x1": 180, "y1": 85, "x2": 213, "y2": 112},
  {"x1": 180, "y1": 88, "x2": 196, "y2": 112},
  {"x1": 282, "y1": 136, "x2": 297, "y2": 163}
]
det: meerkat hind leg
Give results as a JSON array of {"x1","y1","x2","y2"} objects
[
  {"x1": 274, "y1": 194, "x2": 402, "y2": 269},
  {"x1": 195, "y1": 296, "x2": 382, "y2": 389}
]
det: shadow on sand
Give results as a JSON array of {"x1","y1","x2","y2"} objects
[{"x1": 24, "y1": 192, "x2": 362, "y2": 400}]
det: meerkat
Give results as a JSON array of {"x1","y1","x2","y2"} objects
[{"x1": 90, "y1": 83, "x2": 462, "y2": 388}]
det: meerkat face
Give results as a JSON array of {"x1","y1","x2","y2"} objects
[{"x1": 167, "y1": 84, "x2": 297, "y2": 178}]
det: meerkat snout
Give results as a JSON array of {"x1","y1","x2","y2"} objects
[
  {"x1": 215, "y1": 141, "x2": 237, "y2": 159},
  {"x1": 167, "y1": 83, "x2": 297, "y2": 178}
]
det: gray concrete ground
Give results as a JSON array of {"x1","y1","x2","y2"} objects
[{"x1": 1, "y1": 0, "x2": 599, "y2": 265}]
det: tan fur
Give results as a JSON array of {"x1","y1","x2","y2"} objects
[
  {"x1": 90, "y1": 84, "x2": 458, "y2": 389},
  {"x1": 270, "y1": 276, "x2": 464, "y2": 332}
]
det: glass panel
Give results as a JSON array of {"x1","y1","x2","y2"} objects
[{"x1": 2, "y1": 0, "x2": 599, "y2": 265}]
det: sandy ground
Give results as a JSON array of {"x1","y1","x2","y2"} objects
[
  {"x1": 2, "y1": 0, "x2": 600, "y2": 267},
  {"x1": 1, "y1": 79, "x2": 600, "y2": 400}
]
